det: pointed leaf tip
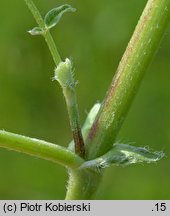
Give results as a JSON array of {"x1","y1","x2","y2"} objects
[
  {"x1": 44, "y1": 4, "x2": 76, "y2": 29},
  {"x1": 80, "y1": 143, "x2": 165, "y2": 171},
  {"x1": 28, "y1": 27, "x2": 44, "y2": 36}
]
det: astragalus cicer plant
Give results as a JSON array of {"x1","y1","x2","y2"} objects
[{"x1": 0, "y1": 0, "x2": 170, "y2": 199}]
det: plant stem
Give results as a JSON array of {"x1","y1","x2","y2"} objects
[
  {"x1": 86, "y1": 0, "x2": 170, "y2": 159},
  {"x1": 24, "y1": 0, "x2": 61, "y2": 65},
  {"x1": 54, "y1": 59, "x2": 85, "y2": 158},
  {"x1": 0, "y1": 130, "x2": 84, "y2": 169},
  {"x1": 64, "y1": 86, "x2": 85, "y2": 158},
  {"x1": 25, "y1": 0, "x2": 85, "y2": 158},
  {"x1": 65, "y1": 170, "x2": 101, "y2": 200}
]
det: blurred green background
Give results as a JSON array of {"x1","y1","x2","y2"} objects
[{"x1": 0, "y1": 0, "x2": 170, "y2": 199}]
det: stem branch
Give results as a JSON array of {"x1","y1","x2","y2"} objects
[
  {"x1": 25, "y1": 0, "x2": 85, "y2": 158},
  {"x1": 0, "y1": 130, "x2": 84, "y2": 168},
  {"x1": 24, "y1": 0, "x2": 61, "y2": 65},
  {"x1": 54, "y1": 59, "x2": 85, "y2": 158}
]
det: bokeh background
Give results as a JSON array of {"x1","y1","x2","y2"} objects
[{"x1": 0, "y1": 0, "x2": 170, "y2": 199}]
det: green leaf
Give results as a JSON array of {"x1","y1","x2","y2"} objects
[
  {"x1": 28, "y1": 27, "x2": 44, "y2": 36},
  {"x1": 44, "y1": 4, "x2": 76, "y2": 29},
  {"x1": 80, "y1": 143, "x2": 165, "y2": 171},
  {"x1": 82, "y1": 103, "x2": 101, "y2": 139}
]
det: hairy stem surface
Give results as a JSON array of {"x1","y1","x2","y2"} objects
[
  {"x1": 65, "y1": 170, "x2": 101, "y2": 200},
  {"x1": 54, "y1": 59, "x2": 85, "y2": 158}
]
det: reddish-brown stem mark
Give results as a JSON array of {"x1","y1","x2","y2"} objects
[{"x1": 73, "y1": 128, "x2": 85, "y2": 158}]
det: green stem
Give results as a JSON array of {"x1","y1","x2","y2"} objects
[
  {"x1": 65, "y1": 87, "x2": 85, "y2": 158},
  {"x1": 54, "y1": 59, "x2": 85, "y2": 158},
  {"x1": 86, "y1": 0, "x2": 170, "y2": 159},
  {"x1": 25, "y1": 0, "x2": 85, "y2": 158},
  {"x1": 24, "y1": 0, "x2": 61, "y2": 65},
  {"x1": 65, "y1": 170, "x2": 101, "y2": 200},
  {"x1": 0, "y1": 130, "x2": 84, "y2": 169}
]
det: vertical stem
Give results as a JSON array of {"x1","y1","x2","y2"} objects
[
  {"x1": 86, "y1": 0, "x2": 170, "y2": 159},
  {"x1": 44, "y1": 31, "x2": 62, "y2": 66},
  {"x1": 24, "y1": 0, "x2": 61, "y2": 65},
  {"x1": 64, "y1": 87, "x2": 86, "y2": 158},
  {"x1": 25, "y1": 0, "x2": 85, "y2": 158},
  {"x1": 54, "y1": 59, "x2": 85, "y2": 158},
  {"x1": 65, "y1": 170, "x2": 101, "y2": 200}
]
